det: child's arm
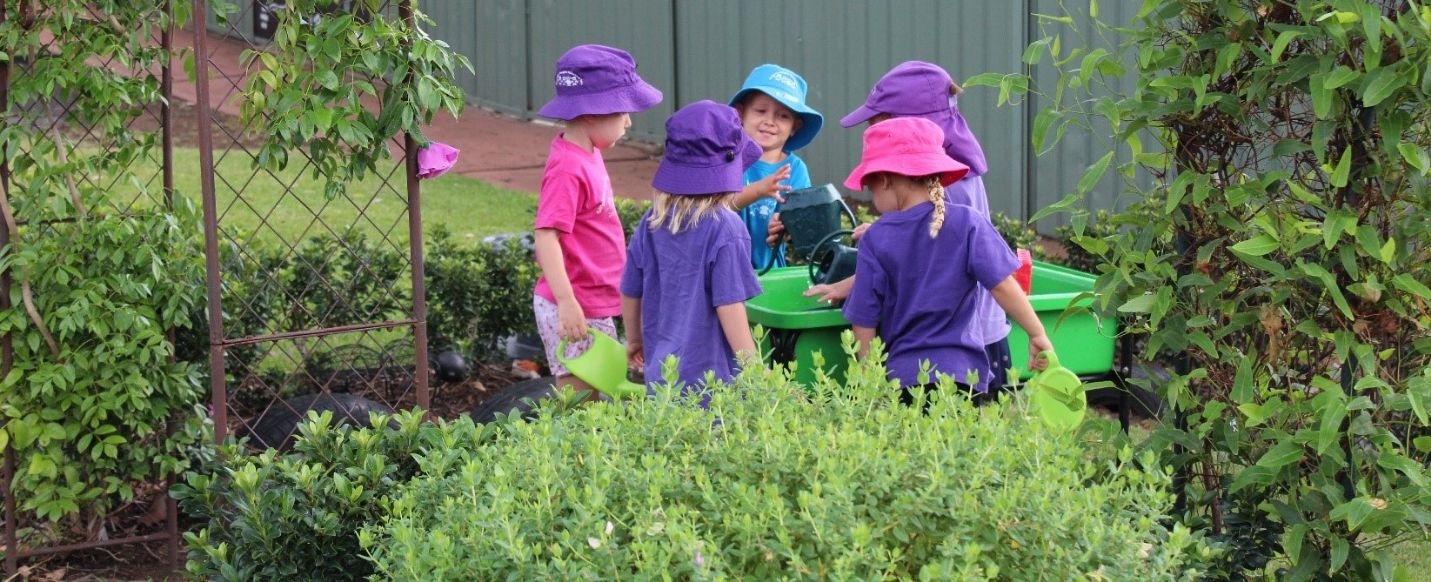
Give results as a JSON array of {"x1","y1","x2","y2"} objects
[
  {"x1": 715, "y1": 302, "x2": 760, "y2": 366},
  {"x1": 533, "y1": 228, "x2": 587, "y2": 340},
  {"x1": 989, "y1": 276, "x2": 1055, "y2": 370},
  {"x1": 852, "y1": 325, "x2": 877, "y2": 359},
  {"x1": 621, "y1": 295, "x2": 644, "y2": 368},
  {"x1": 731, "y1": 164, "x2": 792, "y2": 210}
]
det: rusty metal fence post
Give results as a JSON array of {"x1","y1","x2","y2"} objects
[{"x1": 192, "y1": 0, "x2": 429, "y2": 451}]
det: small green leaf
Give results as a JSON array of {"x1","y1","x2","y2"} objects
[
  {"x1": 1077, "y1": 151, "x2": 1115, "y2": 196},
  {"x1": 1258, "y1": 440, "x2": 1305, "y2": 469},
  {"x1": 1310, "y1": 72, "x2": 1332, "y2": 119},
  {"x1": 1393, "y1": 275, "x2": 1431, "y2": 299},
  {"x1": 1399, "y1": 143, "x2": 1430, "y2": 175},
  {"x1": 1330, "y1": 145, "x2": 1352, "y2": 188},
  {"x1": 1361, "y1": 65, "x2": 1407, "y2": 107},
  {"x1": 1231, "y1": 234, "x2": 1280, "y2": 257},
  {"x1": 1117, "y1": 294, "x2": 1157, "y2": 313},
  {"x1": 1271, "y1": 30, "x2": 1302, "y2": 63}
]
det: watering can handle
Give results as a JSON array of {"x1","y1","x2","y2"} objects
[
  {"x1": 1037, "y1": 350, "x2": 1061, "y2": 370},
  {"x1": 839, "y1": 200, "x2": 858, "y2": 229}
]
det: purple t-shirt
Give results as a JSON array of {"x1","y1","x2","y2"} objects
[
  {"x1": 944, "y1": 176, "x2": 1012, "y2": 344},
  {"x1": 842, "y1": 202, "x2": 1019, "y2": 390},
  {"x1": 620, "y1": 208, "x2": 762, "y2": 392}
]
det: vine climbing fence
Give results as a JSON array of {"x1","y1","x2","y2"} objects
[{"x1": 0, "y1": 0, "x2": 461, "y2": 574}]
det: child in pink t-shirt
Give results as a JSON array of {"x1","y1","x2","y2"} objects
[{"x1": 532, "y1": 44, "x2": 662, "y2": 398}]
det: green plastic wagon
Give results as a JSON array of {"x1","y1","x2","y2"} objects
[{"x1": 747, "y1": 261, "x2": 1117, "y2": 386}]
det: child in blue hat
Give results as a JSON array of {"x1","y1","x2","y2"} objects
[
  {"x1": 621, "y1": 101, "x2": 764, "y2": 408},
  {"x1": 727, "y1": 64, "x2": 824, "y2": 270}
]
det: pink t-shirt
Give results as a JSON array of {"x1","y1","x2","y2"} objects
[{"x1": 533, "y1": 135, "x2": 626, "y2": 317}]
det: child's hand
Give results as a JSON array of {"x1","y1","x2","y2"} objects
[
  {"x1": 804, "y1": 276, "x2": 855, "y2": 304},
  {"x1": 1028, "y1": 335, "x2": 1055, "y2": 371},
  {"x1": 626, "y1": 338, "x2": 644, "y2": 369},
  {"x1": 557, "y1": 299, "x2": 588, "y2": 341},
  {"x1": 750, "y1": 164, "x2": 792, "y2": 202},
  {"x1": 766, "y1": 212, "x2": 786, "y2": 247},
  {"x1": 851, "y1": 222, "x2": 871, "y2": 241}
]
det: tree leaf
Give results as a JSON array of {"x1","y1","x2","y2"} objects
[
  {"x1": 1256, "y1": 439, "x2": 1305, "y2": 470},
  {"x1": 1324, "y1": 66, "x2": 1360, "y2": 89},
  {"x1": 1077, "y1": 151, "x2": 1116, "y2": 196},
  {"x1": 1230, "y1": 234, "x2": 1280, "y2": 257},
  {"x1": 1271, "y1": 30, "x2": 1303, "y2": 63},
  {"x1": 1393, "y1": 275, "x2": 1431, "y2": 300},
  {"x1": 1330, "y1": 145, "x2": 1352, "y2": 188},
  {"x1": 1361, "y1": 66, "x2": 1407, "y2": 107},
  {"x1": 1310, "y1": 72, "x2": 1332, "y2": 118},
  {"x1": 1118, "y1": 293, "x2": 1157, "y2": 313}
]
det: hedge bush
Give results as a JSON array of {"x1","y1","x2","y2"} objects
[
  {"x1": 358, "y1": 347, "x2": 1209, "y2": 579},
  {"x1": 173, "y1": 409, "x2": 496, "y2": 581}
]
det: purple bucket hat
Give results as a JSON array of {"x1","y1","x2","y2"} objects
[
  {"x1": 652, "y1": 100, "x2": 762, "y2": 196},
  {"x1": 416, "y1": 142, "x2": 459, "y2": 179},
  {"x1": 537, "y1": 44, "x2": 663, "y2": 120},
  {"x1": 841, "y1": 61, "x2": 989, "y2": 177}
]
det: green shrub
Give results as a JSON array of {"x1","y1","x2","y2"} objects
[
  {"x1": 0, "y1": 206, "x2": 208, "y2": 522},
  {"x1": 425, "y1": 225, "x2": 539, "y2": 357},
  {"x1": 993, "y1": 1, "x2": 1431, "y2": 577},
  {"x1": 615, "y1": 197, "x2": 651, "y2": 240},
  {"x1": 990, "y1": 211, "x2": 1047, "y2": 261},
  {"x1": 173, "y1": 409, "x2": 494, "y2": 581},
  {"x1": 360, "y1": 347, "x2": 1209, "y2": 579}
]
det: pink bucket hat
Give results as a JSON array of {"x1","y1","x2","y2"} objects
[
  {"x1": 537, "y1": 44, "x2": 663, "y2": 120},
  {"x1": 844, "y1": 117, "x2": 969, "y2": 191},
  {"x1": 416, "y1": 142, "x2": 459, "y2": 179}
]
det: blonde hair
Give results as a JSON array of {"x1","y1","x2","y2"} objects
[
  {"x1": 924, "y1": 175, "x2": 946, "y2": 238},
  {"x1": 863, "y1": 173, "x2": 946, "y2": 238},
  {"x1": 647, "y1": 191, "x2": 734, "y2": 234}
]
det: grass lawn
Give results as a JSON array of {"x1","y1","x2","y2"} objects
[{"x1": 139, "y1": 148, "x2": 537, "y2": 246}]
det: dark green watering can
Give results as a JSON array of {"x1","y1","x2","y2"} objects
[{"x1": 763, "y1": 184, "x2": 858, "y2": 276}]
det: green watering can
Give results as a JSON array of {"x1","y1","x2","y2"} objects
[
  {"x1": 762, "y1": 184, "x2": 858, "y2": 275},
  {"x1": 556, "y1": 332, "x2": 646, "y2": 400},
  {"x1": 1027, "y1": 351, "x2": 1086, "y2": 432}
]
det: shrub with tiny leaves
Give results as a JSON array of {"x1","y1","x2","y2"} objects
[{"x1": 360, "y1": 339, "x2": 1210, "y2": 579}]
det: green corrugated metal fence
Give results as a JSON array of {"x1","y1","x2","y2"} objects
[{"x1": 213, "y1": 1, "x2": 1144, "y2": 227}]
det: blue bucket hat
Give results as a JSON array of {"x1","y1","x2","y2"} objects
[{"x1": 728, "y1": 64, "x2": 823, "y2": 152}]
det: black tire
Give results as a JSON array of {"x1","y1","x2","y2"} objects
[
  {"x1": 469, "y1": 376, "x2": 556, "y2": 424},
  {"x1": 244, "y1": 392, "x2": 394, "y2": 451},
  {"x1": 1088, "y1": 362, "x2": 1169, "y2": 421}
]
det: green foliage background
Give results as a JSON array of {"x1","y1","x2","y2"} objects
[{"x1": 975, "y1": 0, "x2": 1431, "y2": 577}]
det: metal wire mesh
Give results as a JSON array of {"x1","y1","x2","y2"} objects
[{"x1": 190, "y1": 0, "x2": 429, "y2": 446}]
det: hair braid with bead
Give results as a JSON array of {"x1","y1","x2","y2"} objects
[{"x1": 925, "y1": 175, "x2": 945, "y2": 238}]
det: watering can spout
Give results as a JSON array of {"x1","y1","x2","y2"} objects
[{"x1": 556, "y1": 332, "x2": 646, "y2": 400}]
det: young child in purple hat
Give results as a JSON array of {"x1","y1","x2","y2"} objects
[
  {"x1": 532, "y1": 44, "x2": 662, "y2": 399},
  {"x1": 620, "y1": 100, "x2": 764, "y2": 408},
  {"x1": 841, "y1": 117, "x2": 1051, "y2": 402},
  {"x1": 727, "y1": 63, "x2": 823, "y2": 270},
  {"x1": 805, "y1": 60, "x2": 1019, "y2": 393}
]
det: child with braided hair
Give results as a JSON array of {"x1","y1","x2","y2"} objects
[
  {"x1": 841, "y1": 117, "x2": 1052, "y2": 403},
  {"x1": 801, "y1": 61, "x2": 1022, "y2": 392}
]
